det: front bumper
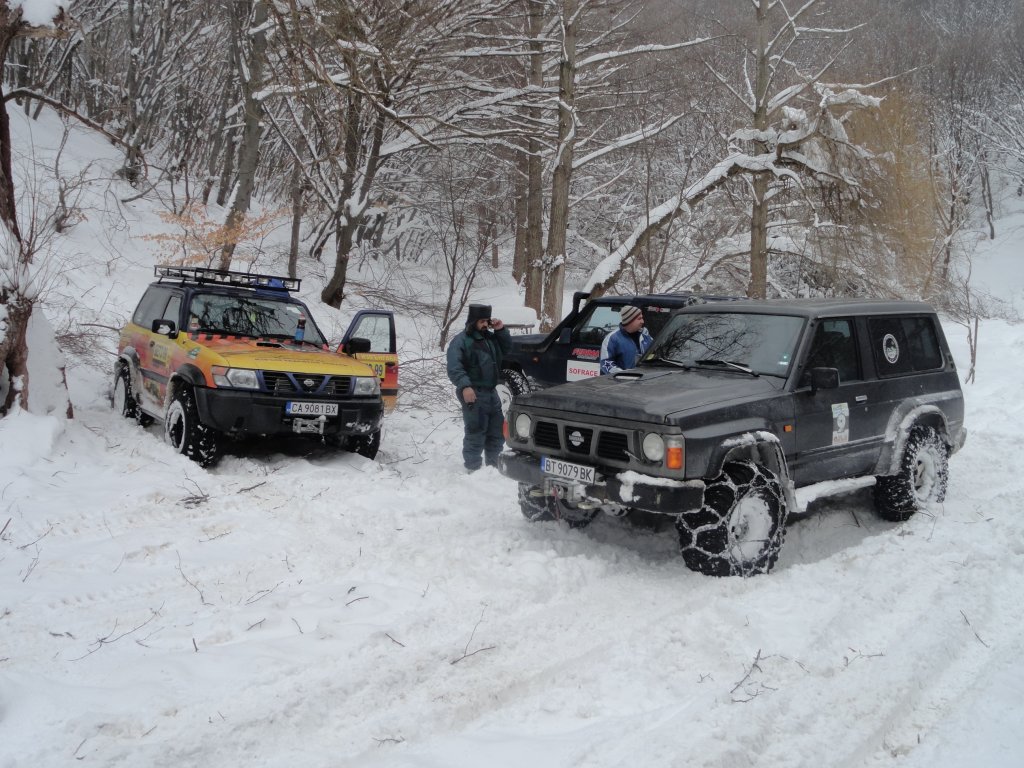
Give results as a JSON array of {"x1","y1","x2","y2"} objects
[
  {"x1": 193, "y1": 387, "x2": 383, "y2": 437},
  {"x1": 498, "y1": 450, "x2": 705, "y2": 515}
]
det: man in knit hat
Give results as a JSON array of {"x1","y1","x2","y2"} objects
[
  {"x1": 446, "y1": 304, "x2": 512, "y2": 471},
  {"x1": 600, "y1": 304, "x2": 653, "y2": 375}
]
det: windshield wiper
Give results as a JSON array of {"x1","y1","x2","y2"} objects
[
  {"x1": 694, "y1": 359, "x2": 758, "y2": 377},
  {"x1": 642, "y1": 355, "x2": 691, "y2": 369},
  {"x1": 257, "y1": 333, "x2": 323, "y2": 348}
]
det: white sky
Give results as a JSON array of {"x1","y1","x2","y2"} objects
[{"x1": 2, "y1": 107, "x2": 1024, "y2": 768}]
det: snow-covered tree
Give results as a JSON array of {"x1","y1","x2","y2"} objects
[{"x1": 0, "y1": 0, "x2": 71, "y2": 418}]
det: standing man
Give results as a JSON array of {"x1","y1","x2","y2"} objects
[
  {"x1": 600, "y1": 305, "x2": 653, "y2": 375},
  {"x1": 446, "y1": 304, "x2": 512, "y2": 472}
]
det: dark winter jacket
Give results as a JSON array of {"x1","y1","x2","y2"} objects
[
  {"x1": 447, "y1": 325, "x2": 512, "y2": 391},
  {"x1": 600, "y1": 326, "x2": 653, "y2": 375}
]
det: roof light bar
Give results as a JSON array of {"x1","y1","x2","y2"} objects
[{"x1": 154, "y1": 265, "x2": 300, "y2": 292}]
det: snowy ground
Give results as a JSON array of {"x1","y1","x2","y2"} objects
[{"x1": 2, "y1": 114, "x2": 1024, "y2": 768}]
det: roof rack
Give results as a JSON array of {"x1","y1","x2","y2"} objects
[{"x1": 154, "y1": 265, "x2": 300, "y2": 292}]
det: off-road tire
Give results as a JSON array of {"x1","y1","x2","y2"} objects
[
  {"x1": 112, "y1": 365, "x2": 140, "y2": 421},
  {"x1": 517, "y1": 483, "x2": 597, "y2": 528},
  {"x1": 165, "y1": 385, "x2": 222, "y2": 467},
  {"x1": 498, "y1": 369, "x2": 531, "y2": 415},
  {"x1": 874, "y1": 426, "x2": 949, "y2": 522},
  {"x1": 678, "y1": 460, "x2": 788, "y2": 577}
]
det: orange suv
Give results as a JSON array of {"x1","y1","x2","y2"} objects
[{"x1": 113, "y1": 266, "x2": 394, "y2": 466}]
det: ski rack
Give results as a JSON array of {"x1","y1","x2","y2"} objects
[{"x1": 154, "y1": 265, "x2": 300, "y2": 292}]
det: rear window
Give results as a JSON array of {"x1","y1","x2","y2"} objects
[{"x1": 868, "y1": 316, "x2": 943, "y2": 376}]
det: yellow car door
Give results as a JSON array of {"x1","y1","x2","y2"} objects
[{"x1": 339, "y1": 310, "x2": 398, "y2": 412}]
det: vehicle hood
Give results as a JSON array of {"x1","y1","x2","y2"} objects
[
  {"x1": 518, "y1": 368, "x2": 785, "y2": 423},
  {"x1": 199, "y1": 338, "x2": 376, "y2": 376}
]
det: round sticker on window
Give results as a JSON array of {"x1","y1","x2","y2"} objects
[{"x1": 882, "y1": 333, "x2": 900, "y2": 364}]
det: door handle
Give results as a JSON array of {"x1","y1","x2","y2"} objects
[{"x1": 855, "y1": 395, "x2": 867, "y2": 403}]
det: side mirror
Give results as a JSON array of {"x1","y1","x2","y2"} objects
[
  {"x1": 152, "y1": 319, "x2": 178, "y2": 339},
  {"x1": 810, "y1": 366, "x2": 839, "y2": 392},
  {"x1": 556, "y1": 328, "x2": 572, "y2": 345},
  {"x1": 342, "y1": 337, "x2": 372, "y2": 355}
]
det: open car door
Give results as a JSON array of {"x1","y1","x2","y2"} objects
[{"x1": 339, "y1": 310, "x2": 398, "y2": 412}]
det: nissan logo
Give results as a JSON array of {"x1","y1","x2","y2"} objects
[
  {"x1": 303, "y1": 378, "x2": 316, "y2": 389},
  {"x1": 568, "y1": 430, "x2": 584, "y2": 447}
]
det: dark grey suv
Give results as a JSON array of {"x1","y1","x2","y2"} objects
[{"x1": 499, "y1": 299, "x2": 967, "y2": 576}]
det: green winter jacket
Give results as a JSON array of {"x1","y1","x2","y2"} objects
[{"x1": 446, "y1": 325, "x2": 512, "y2": 391}]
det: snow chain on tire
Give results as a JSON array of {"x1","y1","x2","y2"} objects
[{"x1": 677, "y1": 459, "x2": 788, "y2": 577}]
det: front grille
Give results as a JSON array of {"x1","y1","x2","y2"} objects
[
  {"x1": 597, "y1": 431, "x2": 629, "y2": 462},
  {"x1": 259, "y1": 371, "x2": 350, "y2": 395},
  {"x1": 323, "y1": 376, "x2": 351, "y2": 396},
  {"x1": 534, "y1": 421, "x2": 561, "y2": 450},
  {"x1": 563, "y1": 426, "x2": 593, "y2": 455},
  {"x1": 262, "y1": 371, "x2": 295, "y2": 394}
]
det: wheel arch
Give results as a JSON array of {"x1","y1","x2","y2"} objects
[
  {"x1": 163, "y1": 364, "x2": 207, "y2": 410},
  {"x1": 874, "y1": 404, "x2": 951, "y2": 477},
  {"x1": 707, "y1": 431, "x2": 798, "y2": 513},
  {"x1": 115, "y1": 350, "x2": 143, "y2": 393}
]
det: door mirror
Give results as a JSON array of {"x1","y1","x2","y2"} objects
[
  {"x1": 342, "y1": 337, "x2": 372, "y2": 355},
  {"x1": 810, "y1": 366, "x2": 839, "y2": 392},
  {"x1": 152, "y1": 319, "x2": 177, "y2": 339}
]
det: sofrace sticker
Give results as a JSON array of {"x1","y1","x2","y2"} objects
[
  {"x1": 831, "y1": 402, "x2": 850, "y2": 445},
  {"x1": 567, "y1": 360, "x2": 600, "y2": 381}
]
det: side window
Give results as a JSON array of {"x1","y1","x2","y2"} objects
[
  {"x1": 350, "y1": 313, "x2": 395, "y2": 353},
  {"x1": 902, "y1": 316, "x2": 943, "y2": 370},
  {"x1": 163, "y1": 295, "x2": 182, "y2": 324},
  {"x1": 132, "y1": 286, "x2": 173, "y2": 328},
  {"x1": 642, "y1": 305, "x2": 675, "y2": 340},
  {"x1": 801, "y1": 318, "x2": 859, "y2": 386},
  {"x1": 573, "y1": 305, "x2": 621, "y2": 346},
  {"x1": 870, "y1": 316, "x2": 942, "y2": 376}
]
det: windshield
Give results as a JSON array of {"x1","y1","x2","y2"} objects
[
  {"x1": 641, "y1": 312, "x2": 804, "y2": 377},
  {"x1": 186, "y1": 292, "x2": 327, "y2": 346}
]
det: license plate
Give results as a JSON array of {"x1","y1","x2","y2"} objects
[
  {"x1": 541, "y1": 456, "x2": 596, "y2": 484},
  {"x1": 286, "y1": 401, "x2": 338, "y2": 416}
]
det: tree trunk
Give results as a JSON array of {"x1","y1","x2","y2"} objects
[
  {"x1": 0, "y1": 23, "x2": 21, "y2": 240},
  {"x1": 522, "y1": 0, "x2": 545, "y2": 316},
  {"x1": 512, "y1": 159, "x2": 528, "y2": 284},
  {"x1": 321, "y1": 216, "x2": 355, "y2": 308},
  {"x1": 749, "y1": 174, "x2": 769, "y2": 298},
  {"x1": 288, "y1": 161, "x2": 303, "y2": 279},
  {"x1": 0, "y1": 293, "x2": 30, "y2": 414},
  {"x1": 540, "y1": 0, "x2": 577, "y2": 331},
  {"x1": 220, "y1": 0, "x2": 268, "y2": 270},
  {"x1": 747, "y1": 0, "x2": 770, "y2": 299}
]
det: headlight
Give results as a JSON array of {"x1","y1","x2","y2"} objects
[
  {"x1": 352, "y1": 376, "x2": 380, "y2": 395},
  {"x1": 514, "y1": 413, "x2": 532, "y2": 440},
  {"x1": 642, "y1": 432, "x2": 665, "y2": 462},
  {"x1": 211, "y1": 366, "x2": 259, "y2": 389}
]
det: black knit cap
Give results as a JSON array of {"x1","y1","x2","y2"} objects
[{"x1": 467, "y1": 304, "x2": 492, "y2": 325}]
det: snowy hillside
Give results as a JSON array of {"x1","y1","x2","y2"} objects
[{"x1": 2, "y1": 111, "x2": 1024, "y2": 768}]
